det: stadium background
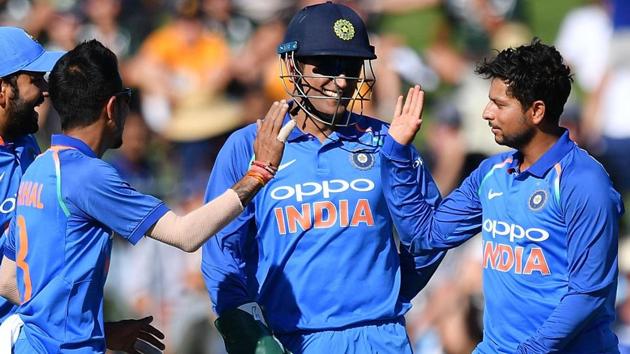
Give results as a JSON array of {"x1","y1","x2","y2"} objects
[{"x1": 1, "y1": 0, "x2": 629, "y2": 353}]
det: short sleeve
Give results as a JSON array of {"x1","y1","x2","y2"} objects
[
  {"x1": 67, "y1": 160, "x2": 169, "y2": 245},
  {"x1": 3, "y1": 215, "x2": 16, "y2": 261}
]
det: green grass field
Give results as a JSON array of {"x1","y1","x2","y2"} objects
[{"x1": 378, "y1": 0, "x2": 586, "y2": 50}]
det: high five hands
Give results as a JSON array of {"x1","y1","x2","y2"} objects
[
  {"x1": 388, "y1": 85, "x2": 425, "y2": 146},
  {"x1": 254, "y1": 100, "x2": 294, "y2": 168}
]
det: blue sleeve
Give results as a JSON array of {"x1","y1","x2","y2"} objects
[
  {"x1": 398, "y1": 246, "x2": 444, "y2": 301},
  {"x1": 386, "y1": 141, "x2": 446, "y2": 300},
  {"x1": 2, "y1": 216, "x2": 15, "y2": 261},
  {"x1": 201, "y1": 126, "x2": 258, "y2": 315},
  {"x1": 68, "y1": 160, "x2": 169, "y2": 245},
  {"x1": 380, "y1": 136, "x2": 484, "y2": 254},
  {"x1": 517, "y1": 163, "x2": 623, "y2": 352}
]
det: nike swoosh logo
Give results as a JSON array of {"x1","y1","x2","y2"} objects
[
  {"x1": 277, "y1": 159, "x2": 296, "y2": 171},
  {"x1": 488, "y1": 189, "x2": 503, "y2": 200}
]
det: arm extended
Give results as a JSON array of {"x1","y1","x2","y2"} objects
[{"x1": 147, "y1": 102, "x2": 293, "y2": 252}]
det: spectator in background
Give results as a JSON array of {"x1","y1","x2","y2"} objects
[
  {"x1": 202, "y1": 0, "x2": 254, "y2": 51},
  {"x1": 80, "y1": 0, "x2": 131, "y2": 59},
  {"x1": 227, "y1": 19, "x2": 287, "y2": 123},
  {"x1": 579, "y1": 0, "x2": 630, "y2": 209},
  {"x1": 45, "y1": 9, "x2": 80, "y2": 52},
  {"x1": 109, "y1": 110, "x2": 161, "y2": 197},
  {"x1": 130, "y1": 0, "x2": 241, "y2": 205},
  {"x1": 555, "y1": 0, "x2": 611, "y2": 94}
]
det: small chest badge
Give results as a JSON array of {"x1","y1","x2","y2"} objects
[
  {"x1": 334, "y1": 19, "x2": 355, "y2": 41},
  {"x1": 528, "y1": 190, "x2": 548, "y2": 211},
  {"x1": 350, "y1": 152, "x2": 374, "y2": 170}
]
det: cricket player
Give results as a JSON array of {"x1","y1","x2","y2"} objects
[
  {"x1": 201, "y1": 2, "x2": 444, "y2": 353},
  {"x1": 0, "y1": 27, "x2": 64, "y2": 323},
  {"x1": 382, "y1": 40, "x2": 623, "y2": 353},
  {"x1": 0, "y1": 39, "x2": 292, "y2": 353}
]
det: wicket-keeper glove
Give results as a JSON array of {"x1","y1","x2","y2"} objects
[{"x1": 215, "y1": 302, "x2": 291, "y2": 354}]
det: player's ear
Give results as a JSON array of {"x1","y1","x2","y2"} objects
[
  {"x1": 529, "y1": 100, "x2": 545, "y2": 125},
  {"x1": 105, "y1": 95, "x2": 117, "y2": 125},
  {"x1": 0, "y1": 79, "x2": 6, "y2": 109},
  {"x1": 0, "y1": 79, "x2": 13, "y2": 109}
]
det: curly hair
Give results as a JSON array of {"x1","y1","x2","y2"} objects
[{"x1": 475, "y1": 39, "x2": 573, "y2": 124}]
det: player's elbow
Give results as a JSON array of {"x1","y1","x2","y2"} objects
[
  {"x1": 0, "y1": 281, "x2": 19, "y2": 305},
  {"x1": 179, "y1": 242, "x2": 201, "y2": 253}
]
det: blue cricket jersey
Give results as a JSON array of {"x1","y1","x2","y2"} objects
[
  {"x1": 4, "y1": 134, "x2": 169, "y2": 353},
  {"x1": 381, "y1": 130, "x2": 623, "y2": 353},
  {"x1": 202, "y1": 112, "x2": 444, "y2": 334},
  {"x1": 0, "y1": 135, "x2": 40, "y2": 323}
]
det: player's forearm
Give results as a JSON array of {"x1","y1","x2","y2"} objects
[
  {"x1": 231, "y1": 175, "x2": 264, "y2": 206},
  {"x1": 381, "y1": 138, "x2": 438, "y2": 250},
  {"x1": 149, "y1": 189, "x2": 244, "y2": 252},
  {"x1": 381, "y1": 137, "x2": 483, "y2": 252},
  {"x1": 149, "y1": 173, "x2": 272, "y2": 252},
  {"x1": 516, "y1": 291, "x2": 608, "y2": 353},
  {"x1": 0, "y1": 257, "x2": 20, "y2": 305}
]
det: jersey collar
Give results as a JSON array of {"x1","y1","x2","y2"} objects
[
  {"x1": 507, "y1": 129, "x2": 574, "y2": 178},
  {"x1": 284, "y1": 111, "x2": 366, "y2": 142},
  {"x1": 51, "y1": 134, "x2": 97, "y2": 158},
  {"x1": 0, "y1": 134, "x2": 31, "y2": 151}
]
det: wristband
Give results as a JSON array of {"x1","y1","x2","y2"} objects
[
  {"x1": 252, "y1": 160, "x2": 278, "y2": 173},
  {"x1": 246, "y1": 171, "x2": 267, "y2": 186},
  {"x1": 249, "y1": 165, "x2": 274, "y2": 181}
]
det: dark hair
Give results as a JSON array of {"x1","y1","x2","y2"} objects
[
  {"x1": 475, "y1": 39, "x2": 573, "y2": 124},
  {"x1": 49, "y1": 40, "x2": 123, "y2": 130}
]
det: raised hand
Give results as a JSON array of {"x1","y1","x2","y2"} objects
[
  {"x1": 254, "y1": 100, "x2": 293, "y2": 168},
  {"x1": 388, "y1": 85, "x2": 425, "y2": 146},
  {"x1": 105, "y1": 316, "x2": 165, "y2": 354}
]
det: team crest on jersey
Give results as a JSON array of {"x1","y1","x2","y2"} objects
[
  {"x1": 350, "y1": 152, "x2": 374, "y2": 170},
  {"x1": 528, "y1": 190, "x2": 547, "y2": 211},
  {"x1": 333, "y1": 19, "x2": 355, "y2": 41}
]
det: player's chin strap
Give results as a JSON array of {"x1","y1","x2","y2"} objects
[
  {"x1": 292, "y1": 95, "x2": 351, "y2": 128},
  {"x1": 293, "y1": 82, "x2": 356, "y2": 127},
  {"x1": 0, "y1": 314, "x2": 24, "y2": 353}
]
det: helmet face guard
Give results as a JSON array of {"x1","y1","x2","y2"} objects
[
  {"x1": 276, "y1": 2, "x2": 377, "y2": 127},
  {"x1": 278, "y1": 51, "x2": 375, "y2": 126}
]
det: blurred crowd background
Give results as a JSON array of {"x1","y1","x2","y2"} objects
[{"x1": 1, "y1": 0, "x2": 629, "y2": 353}]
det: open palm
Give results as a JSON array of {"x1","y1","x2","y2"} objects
[{"x1": 388, "y1": 85, "x2": 425, "y2": 146}]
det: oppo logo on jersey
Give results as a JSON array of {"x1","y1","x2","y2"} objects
[
  {"x1": 482, "y1": 219, "x2": 549, "y2": 243},
  {"x1": 270, "y1": 178, "x2": 375, "y2": 202}
]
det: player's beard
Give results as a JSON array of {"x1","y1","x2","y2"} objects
[
  {"x1": 110, "y1": 109, "x2": 126, "y2": 149},
  {"x1": 498, "y1": 125, "x2": 536, "y2": 150},
  {"x1": 111, "y1": 122, "x2": 124, "y2": 149},
  {"x1": 5, "y1": 96, "x2": 39, "y2": 139}
]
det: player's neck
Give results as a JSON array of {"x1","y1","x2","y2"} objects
[
  {"x1": 518, "y1": 128, "x2": 564, "y2": 171},
  {"x1": 63, "y1": 122, "x2": 109, "y2": 158},
  {"x1": 293, "y1": 109, "x2": 334, "y2": 143}
]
